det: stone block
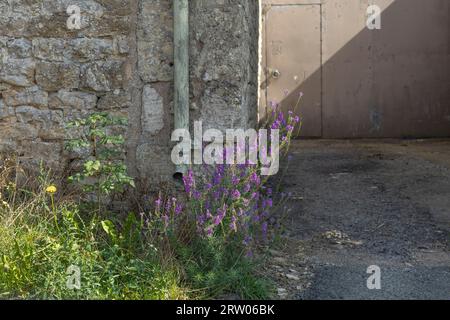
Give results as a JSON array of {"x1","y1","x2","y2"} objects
[
  {"x1": 36, "y1": 62, "x2": 80, "y2": 91},
  {"x1": 136, "y1": 144, "x2": 174, "y2": 185},
  {"x1": 0, "y1": 58, "x2": 35, "y2": 87},
  {"x1": 0, "y1": 99, "x2": 14, "y2": 121},
  {"x1": 81, "y1": 60, "x2": 125, "y2": 92},
  {"x1": 16, "y1": 106, "x2": 64, "y2": 140},
  {"x1": 49, "y1": 90, "x2": 98, "y2": 110},
  {"x1": 97, "y1": 89, "x2": 131, "y2": 110},
  {"x1": 142, "y1": 85, "x2": 164, "y2": 135},
  {"x1": 32, "y1": 38, "x2": 66, "y2": 62},
  {"x1": 3, "y1": 86, "x2": 48, "y2": 108},
  {"x1": 6, "y1": 38, "x2": 32, "y2": 58},
  {"x1": 70, "y1": 38, "x2": 114, "y2": 62}
]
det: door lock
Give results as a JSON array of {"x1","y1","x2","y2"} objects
[{"x1": 271, "y1": 69, "x2": 281, "y2": 79}]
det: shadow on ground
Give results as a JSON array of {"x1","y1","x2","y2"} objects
[{"x1": 268, "y1": 139, "x2": 450, "y2": 300}]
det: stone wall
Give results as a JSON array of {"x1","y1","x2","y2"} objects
[{"x1": 0, "y1": 0, "x2": 259, "y2": 192}]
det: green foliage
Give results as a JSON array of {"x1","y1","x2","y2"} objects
[
  {"x1": 174, "y1": 236, "x2": 273, "y2": 299},
  {"x1": 0, "y1": 159, "x2": 185, "y2": 299},
  {"x1": 66, "y1": 112, "x2": 135, "y2": 202},
  {"x1": 152, "y1": 196, "x2": 274, "y2": 299},
  {"x1": 0, "y1": 167, "x2": 274, "y2": 300},
  {"x1": 0, "y1": 198, "x2": 185, "y2": 299},
  {"x1": 0, "y1": 96, "x2": 298, "y2": 299}
]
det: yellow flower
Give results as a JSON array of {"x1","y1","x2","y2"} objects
[
  {"x1": 1, "y1": 200, "x2": 10, "y2": 209},
  {"x1": 46, "y1": 185, "x2": 57, "y2": 194}
]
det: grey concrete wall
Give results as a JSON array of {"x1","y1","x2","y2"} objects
[{"x1": 0, "y1": 0, "x2": 259, "y2": 192}]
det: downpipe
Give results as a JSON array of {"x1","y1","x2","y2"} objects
[{"x1": 173, "y1": 0, "x2": 190, "y2": 181}]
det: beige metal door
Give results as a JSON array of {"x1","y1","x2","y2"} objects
[
  {"x1": 262, "y1": 0, "x2": 450, "y2": 138},
  {"x1": 263, "y1": 2, "x2": 322, "y2": 137}
]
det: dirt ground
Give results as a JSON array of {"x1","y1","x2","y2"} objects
[{"x1": 268, "y1": 139, "x2": 450, "y2": 300}]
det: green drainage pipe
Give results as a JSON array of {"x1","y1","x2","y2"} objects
[{"x1": 173, "y1": 0, "x2": 190, "y2": 179}]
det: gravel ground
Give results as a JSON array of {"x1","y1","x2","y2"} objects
[{"x1": 269, "y1": 139, "x2": 450, "y2": 300}]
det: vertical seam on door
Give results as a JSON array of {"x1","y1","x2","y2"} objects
[
  {"x1": 265, "y1": 7, "x2": 269, "y2": 118},
  {"x1": 320, "y1": 3, "x2": 324, "y2": 138}
]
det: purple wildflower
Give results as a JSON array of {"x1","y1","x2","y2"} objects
[
  {"x1": 213, "y1": 215, "x2": 223, "y2": 226},
  {"x1": 277, "y1": 111, "x2": 285, "y2": 122},
  {"x1": 213, "y1": 204, "x2": 227, "y2": 226},
  {"x1": 197, "y1": 214, "x2": 206, "y2": 226},
  {"x1": 231, "y1": 189, "x2": 241, "y2": 200},
  {"x1": 213, "y1": 172, "x2": 222, "y2": 185},
  {"x1": 263, "y1": 198, "x2": 273, "y2": 208},
  {"x1": 250, "y1": 172, "x2": 260, "y2": 185},
  {"x1": 262, "y1": 222, "x2": 268, "y2": 238},
  {"x1": 175, "y1": 203, "x2": 183, "y2": 215},
  {"x1": 165, "y1": 198, "x2": 172, "y2": 213},
  {"x1": 270, "y1": 101, "x2": 279, "y2": 110},
  {"x1": 193, "y1": 190, "x2": 202, "y2": 200},
  {"x1": 230, "y1": 216, "x2": 237, "y2": 232},
  {"x1": 183, "y1": 170, "x2": 195, "y2": 195}
]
